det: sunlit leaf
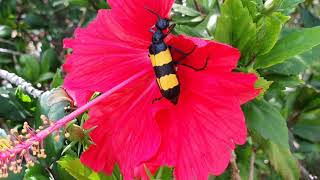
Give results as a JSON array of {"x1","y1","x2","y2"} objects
[
  {"x1": 215, "y1": 0, "x2": 256, "y2": 58},
  {"x1": 57, "y1": 156, "x2": 113, "y2": 180},
  {"x1": 254, "y1": 26, "x2": 320, "y2": 69},
  {"x1": 255, "y1": 12, "x2": 289, "y2": 55}
]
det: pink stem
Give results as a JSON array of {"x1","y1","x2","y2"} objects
[{"x1": 0, "y1": 70, "x2": 147, "y2": 161}]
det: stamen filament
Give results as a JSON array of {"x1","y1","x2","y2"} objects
[{"x1": 0, "y1": 70, "x2": 147, "y2": 165}]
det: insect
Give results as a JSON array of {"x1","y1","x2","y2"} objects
[{"x1": 146, "y1": 7, "x2": 208, "y2": 105}]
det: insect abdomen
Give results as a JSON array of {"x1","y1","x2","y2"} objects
[{"x1": 149, "y1": 48, "x2": 180, "y2": 104}]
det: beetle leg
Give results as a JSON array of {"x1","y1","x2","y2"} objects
[
  {"x1": 152, "y1": 96, "x2": 163, "y2": 104},
  {"x1": 177, "y1": 57, "x2": 209, "y2": 71}
]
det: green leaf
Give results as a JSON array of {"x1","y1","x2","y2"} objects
[
  {"x1": 24, "y1": 163, "x2": 49, "y2": 180},
  {"x1": 41, "y1": 48, "x2": 58, "y2": 73},
  {"x1": 172, "y1": 15, "x2": 205, "y2": 25},
  {"x1": 263, "y1": 141, "x2": 300, "y2": 180},
  {"x1": 254, "y1": 73, "x2": 273, "y2": 98},
  {"x1": 155, "y1": 166, "x2": 173, "y2": 179},
  {"x1": 51, "y1": 69, "x2": 64, "y2": 88},
  {"x1": 174, "y1": 24, "x2": 205, "y2": 37},
  {"x1": 15, "y1": 87, "x2": 32, "y2": 103},
  {"x1": 266, "y1": 75, "x2": 303, "y2": 88},
  {"x1": 0, "y1": 25, "x2": 12, "y2": 38},
  {"x1": 263, "y1": 0, "x2": 304, "y2": 15},
  {"x1": 255, "y1": 13, "x2": 289, "y2": 55},
  {"x1": 97, "y1": 0, "x2": 110, "y2": 9},
  {"x1": 215, "y1": 0, "x2": 256, "y2": 58},
  {"x1": 0, "y1": 87, "x2": 30, "y2": 121},
  {"x1": 24, "y1": 13, "x2": 48, "y2": 28},
  {"x1": 57, "y1": 156, "x2": 113, "y2": 180},
  {"x1": 37, "y1": 72, "x2": 54, "y2": 82},
  {"x1": 0, "y1": 56, "x2": 11, "y2": 64},
  {"x1": 241, "y1": 0, "x2": 263, "y2": 18},
  {"x1": 242, "y1": 99, "x2": 289, "y2": 148},
  {"x1": 293, "y1": 109, "x2": 320, "y2": 142},
  {"x1": 254, "y1": 26, "x2": 320, "y2": 69},
  {"x1": 267, "y1": 44, "x2": 320, "y2": 75},
  {"x1": 6, "y1": 170, "x2": 25, "y2": 180},
  {"x1": 39, "y1": 88, "x2": 71, "y2": 121},
  {"x1": 68, "y1": 0, "x2": 89, "y2": 7},
  {"x1": 172, "y1": 4, "x2": 201, "y2": 17},
  {"x1": 57, "y1": 156, "x2": 91, "y2": 180},
  {"x1": 17, "y1": 55, "x2": 40, "y2": 82},
  {"x1": 52, "y1": 163, "x2": 76, "y2": 180},
  {"x1": 267, "y1": 55, "x2": 311, "y2": 75},
  {"x1": 36, "y1": 88, "x2": 73, "y2": 164},
  {"x1": 301, "y1": 8, "x2": 320, "y2": 28},
  {"x1": 279, "y1": 0, "x2": 304, "y2": 15},
  {"x1": 201, "y1": 0, "x2": 217, "y2": 12},
  {"x1": 234, "y1": 144, "x2": 252, "y2": 179},
  {"x1": 293, "y1": 120, "x2": 320, "y2": 143}
]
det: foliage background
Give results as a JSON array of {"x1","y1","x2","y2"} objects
[{"x1": 0, "y1": 0, "x2": 320, "y2": 179}]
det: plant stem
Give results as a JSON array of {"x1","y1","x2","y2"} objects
[
  {"x1": 248, "y1": 149, "x2": 256, "y2": 180},
  {"x1": 45, "y1": 167, "x2": 56, "y2": 180},
  {"x1": 0, "y1": 48, "x2": 26, "y2": 56},
  {"x1": 298, "y1": 161, "x2": 315, "y2": 180},
  {"x1": 193, "y1": 0, "x2": 205, "y2": 15},
  {"x1": 0, "y1": 69, "x2": 44, "y2": 98},
  {"x1": 0, "y1": 38, "x2": 14, "y2": 45},
  {"x1": 287, "y1": 111, "x2": 302, "y2": 127},
  {"x1": 245, "y1": 54, "x2": 256, "y2": 67},
  {"x1": 230, "y1": 151, "x2": 242, "y2": 180}
]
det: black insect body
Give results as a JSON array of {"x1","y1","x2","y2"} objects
[{"x1": 145, "y1": 7, "x2": 208, "y2": 105}]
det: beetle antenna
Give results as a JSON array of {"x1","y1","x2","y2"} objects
[{"x1": 144, "y1": 6, "x2": 160, "y2": 19}]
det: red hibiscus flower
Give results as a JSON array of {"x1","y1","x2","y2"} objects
[{"x1": 63, "y1": 0, "x2": 259, "y2": 179}]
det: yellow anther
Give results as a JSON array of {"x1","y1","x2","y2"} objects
[
  {"x1": 21, "y1": 149, "x2": 26, "y2": 155},
  {"x1": 10, "y1": 129, "x2": 17, "y2": 134},
  {"x1": 33, "y1": 141, "x2": 39, "y2": 146},
  {"x1": 64, "y1": 132, "x2": 70, "y2": 138},
  {"x1": 54, "y1": 135, "x2": 60, "y2": 142}
]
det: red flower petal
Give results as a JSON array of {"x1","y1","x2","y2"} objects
[
  {"x1": 63, "y1": 0, "x2": 174, "y2": 106},
  {"x1": 63, "y1": 1, "x2": 259, "y2": 179},
  {"x1": 63, "y1": 10, "x2": 152, "y2": 106},
  {"x1": 80, "y1": 129, "x2": 116, "y2": 174},
  {"x1": 80, "y1": 75, "x2": 162, "y2": 178},
  {"x1": 108, "y1": 0, "x2": 174, "y2": 42},
  {"x1": 145, "y1": 66, "x2": 257, "y2": 179},
  {"x1": 167, "y1": 35, "x2": 240, "y2": 73}
]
